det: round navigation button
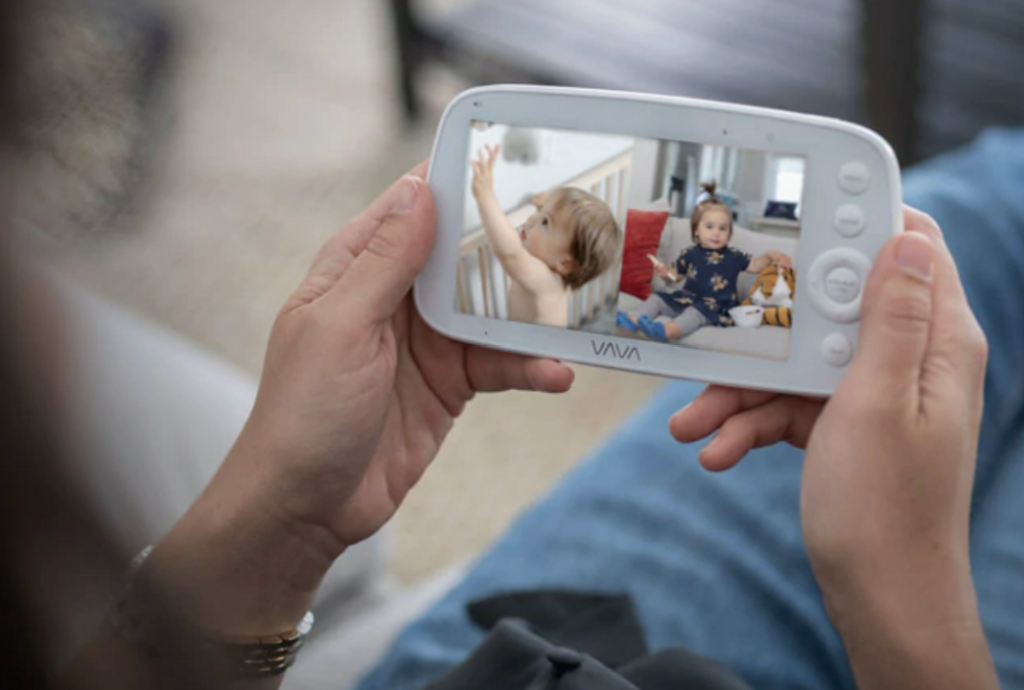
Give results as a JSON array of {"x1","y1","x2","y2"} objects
[
  {"x1": 834, "y1": 203, "x2": 865, "y2": 237},
  {"x1": 838, "y1": 162, "x2": 870, "y2": 195},
  {"x1": 807, "y1": 248, "x2": 872, "y2": 323},
  {"x1": 825, "y1": 267, "x2": 861, "y2": 304},
  {"x1": 821, "y1": 333, "x2": 854, "y2": 367}
]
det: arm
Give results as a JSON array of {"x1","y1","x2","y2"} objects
[
  {"x1": 471, "y1": 145, "x2": 552, "y2": 291},
  {"x1": 827, "y1": 571, "x2": 997, "y2": 690},
  {"x1": 650, "y1": 254, "x2": 683, "y2": 283},
  {"x1": 671, "y1": 253, "x2": 688, "y2": 283},
  {"x1": 60, "y1": 457, "x2": 335, "y2": 690}
]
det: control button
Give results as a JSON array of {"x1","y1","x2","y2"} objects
[
  {"x1": 838, "y1": 162, "x2": 870, "y2": 195},
  {"x1": 821, "y1": 333, "x2": 854, "y2": 367},
  {"x1": 825, "y1": 267, "x2": 861, "y2": 304},
  {"x1": 808, "y1": 248, "x2": 872, "y2": 323},
  {"x1": 834, "y1": 203, "x2": 865, "y2": 237}
]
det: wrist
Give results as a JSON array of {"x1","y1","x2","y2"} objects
[
  {"x1": 820, "y1": 548, "x2": 982, "y2": 645},
  {"x1": 144, "y1": 435, "x2": 344, "y2": 636},
  {"x1": 828, "y1": 577, "x2": 996, "y2": 690}
]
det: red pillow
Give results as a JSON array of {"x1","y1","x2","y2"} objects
[{"x1": 619, "y1": 209, "x2": 670, "y2": 300}]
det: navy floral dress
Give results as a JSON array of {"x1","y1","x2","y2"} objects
[{"x1": 654, "y1": 245, "x2": 752, "y2": 326}]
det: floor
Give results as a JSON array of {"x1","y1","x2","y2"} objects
[{"x1": 46, "y1": 0, "x2": 665, "y2": 584}]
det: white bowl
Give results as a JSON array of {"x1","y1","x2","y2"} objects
[{"x1": 729, "y1": 305, "x2": 764, "y2": 328}]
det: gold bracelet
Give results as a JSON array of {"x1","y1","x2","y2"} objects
[{"x1": 110, "y1": 546, "x2": 315, "y2": 678}]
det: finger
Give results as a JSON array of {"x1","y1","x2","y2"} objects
[
  {"x1": 465, "y1": 347, "x2": 575, "y2": 393},
  {"x1": 408, "y1": 159, "x2": 429, "y2": 179},
  {"x1": 287, "y1": 165, "x2": 429, "y2": 309},
  {"x1": 669, "y1": 386, "x2": 776, "y2": 443},
  {"x1": 332, "y1": 175, "x2": 436, "y2": 323},
  {"x1": 903, "y1": 205, "x2": 969, "y2": 305},
  {"x1": 903, "y1": 209, "x2": 989, "y2": 412},
  {"x1": 851, "y1": 232, "x2": 936, "y2": 404},
  {"x1": 698, "y1": 395, "x2": 823, "y2": 472},
  {"x1": 903, "y1": 205, "x2": 945, "y2": 245}
]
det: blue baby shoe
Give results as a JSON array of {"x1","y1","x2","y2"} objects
[
  {"x1": 638, "y1": 315, "x2": 668, "y2": 342},
  {"x1": 616, "y1": 311, "x2": 638, "y2": 333}
]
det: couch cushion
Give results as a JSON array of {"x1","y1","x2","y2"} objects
[{"x1": 619, "y1": 209, "x2": 670, "y2": 300}]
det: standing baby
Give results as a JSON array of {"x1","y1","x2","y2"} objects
[
  {"x1": 618, "y1": 182, "x2": 793, "y2": 342},
  {"x1": 470, "y1": 144, "x2": 621, "y2": 327}
]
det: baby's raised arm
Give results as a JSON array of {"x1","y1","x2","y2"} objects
[{"x1": 470, "y1": 145, "x2": 551, "y2": 290}]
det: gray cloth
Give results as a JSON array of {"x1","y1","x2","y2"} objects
[
  {"x1": 635, "y1": 296, "x2": 709, "y2": 340},
  {"x1": 421, "y1": 591, "x2": 751, "y2": 690}
]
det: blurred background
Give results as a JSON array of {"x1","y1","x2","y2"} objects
[{"x1": 20, "y1": 0, "x2": 1024, "y2": 585}]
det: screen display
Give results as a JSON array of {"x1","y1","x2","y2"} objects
[{"x1": 456, "y1": 122, "x2": 804, "y2": 362}]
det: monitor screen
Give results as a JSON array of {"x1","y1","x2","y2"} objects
[{"x1": 455, "y1": 121, "x2": 804, "y2": 362}]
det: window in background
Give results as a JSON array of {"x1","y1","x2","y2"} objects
[{"x1": 768, "y1": 155, "x2": 806, "y2": 214}]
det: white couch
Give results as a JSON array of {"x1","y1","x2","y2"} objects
[
  {"x1": 50, "y1": 269, "x2": 453, "y2": 690},
  {"x1": 618, "y1": 212, "x2": 798, "y2": 361}
]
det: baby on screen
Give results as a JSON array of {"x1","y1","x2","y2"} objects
[{"x1": 470, "y1": 144, "x2": 622, "y2": 328}]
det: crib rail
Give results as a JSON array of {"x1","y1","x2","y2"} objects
[{"x1": 457, "y1": 150, "x2": 633, "y2": 327}]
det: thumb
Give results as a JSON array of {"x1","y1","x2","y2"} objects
[
  {"x1": 851, "y1": 232, "x2": 936, "y2": 399},
  {"x1": 331, "y1": 175, "x2": 436, "y2": 323}
]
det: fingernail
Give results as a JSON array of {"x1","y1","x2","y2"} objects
[
  {"x1": 904, "y1": 210, "x2": 944, "y2": 243},
  {"x1": 393, "y1": 176, "x2": 421, "y2": 214},
  {"x1": 896, "y1": 233, "x2": 934, "y2": 281},
  {"x1": 704, "y1": 434, "x2": 720, "y2": 452}
]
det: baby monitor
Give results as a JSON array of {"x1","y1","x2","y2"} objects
[{"x1": 415, "y1": 85, "x2": 902, "y2": 396}]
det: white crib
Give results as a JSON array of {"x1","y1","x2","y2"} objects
[{"x1": 457, "y1": 150, "x2": 633, "y2": 328}]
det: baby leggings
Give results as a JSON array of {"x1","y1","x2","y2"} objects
[{"x1": 635, "y1": 295, "x2": 708, "y2": 339}]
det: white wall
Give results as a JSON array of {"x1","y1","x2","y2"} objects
[
  {"x1": 625, "y1": 138, "x2": 661, "y2": 209},
  {"x1": 734, "y1": 151, "x2": 767, "y2": 202},
  {"x1": 463, "y1": 125, "x2": 636, "y2": 231},
  {"x1": 734, "y1": 150, "x2": 769, "y2": 221}
]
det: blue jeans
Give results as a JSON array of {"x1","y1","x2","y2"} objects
[{"x1": 355, "y1": 129, "x2": 1024, "y2": 690}]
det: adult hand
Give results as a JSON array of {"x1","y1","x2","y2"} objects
[
  {"x1": 218, "y1": 162, "x2": 573, "y2": 551},
  {"x1": 671, "y1": 207, "x2": 988, "y2": 618},
  {"x1": 140, "y1": 162, "x2": 573, "y2": 645}
]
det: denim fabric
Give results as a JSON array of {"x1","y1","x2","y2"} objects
[{"x1": 355, "y1": 129, "x2": 1024, "y2": 690}]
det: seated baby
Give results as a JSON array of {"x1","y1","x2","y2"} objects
[
  {"x1": 470, "y1": 144, "x2": 622, "y2": 328},
  {"x1": 618, "y1": 182, "x2": 793, "y2": 342}
]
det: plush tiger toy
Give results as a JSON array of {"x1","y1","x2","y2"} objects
[{"x1": 744, "y1": 265, "x2": 796, "y2": 327}]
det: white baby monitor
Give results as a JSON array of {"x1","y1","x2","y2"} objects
[{"x1": 415, "y1": 85, "x2": 902, "y2": 396}]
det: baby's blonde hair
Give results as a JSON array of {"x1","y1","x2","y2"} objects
[{"x1": 545, "y1": 187, "x2": 621, "y2": 290}]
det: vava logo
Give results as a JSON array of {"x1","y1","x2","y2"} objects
[{"x1": 591, "y1": 340, "x2": 641, "y2": 362}]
